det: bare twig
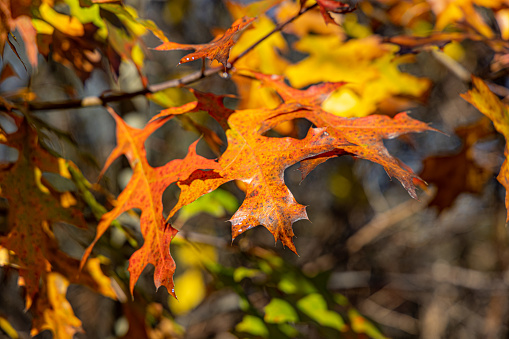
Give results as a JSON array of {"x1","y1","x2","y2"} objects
[
  {"x1": 359, "y1": 298, "x2": 419, "y2": 335},
  {"x1": 346, "y1": 187, "x2": 436, "y2": 253},
  {"x1": 228, "y1": 3, "x2": 318, "y2": 67}
]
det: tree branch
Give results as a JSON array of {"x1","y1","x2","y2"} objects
[{"x1": 0, "y1": 4, "x2": 318, "y2": 113}]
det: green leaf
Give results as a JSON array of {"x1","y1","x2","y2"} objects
[
  {"x1": 297, "y1": 294, "x2": 346, "y2": 331},
  {"x1": 236, "y1": 315, "x2": 269, "y2": 338},
  {"x1": 277, "y1": 273, "x2": 316, "y2": 295},
  {"x1": 333, "y1": 293, "x2": 349, "y2": 306},
  {"x1": 65, "y1": 0, "x2": 107, "y2": 38},
  {"x1": 278, "y1": 323, "x2": 299, "y2": 337},
  {"x1": 233, "y1": 267, "x2": 261, "y2": 282},
  {"x1": 264, "y1": 298, "x2": 299, "y2": 324},
  {"x1": 177, "y1": 188, "x2": 238, "y2": 224}
]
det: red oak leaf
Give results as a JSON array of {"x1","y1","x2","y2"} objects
[
  {"x1": 247, "y1": 71, "x2": 438, "y2": 199},
  {"x1": 168, "y1": 103, "x2": 352, "y2": 253},
  {"x1": 154, "y1": 17, "x2": 255, "y2": 68},
  {"x1": 81, "y1": 107, "x2": 220, "y2": 297}
]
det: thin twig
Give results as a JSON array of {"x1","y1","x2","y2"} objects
[
  {"x1": 23, "y1": 66, "x2": 223, "y2": 111},
  {"x1": 228, "y1": 3, "x2": 318, "y2": 67}
]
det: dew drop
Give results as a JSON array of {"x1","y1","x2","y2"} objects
[{"x1": 220, "y1": 72, "x2": 230, "y2": 79}]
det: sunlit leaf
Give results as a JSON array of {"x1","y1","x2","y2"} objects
[
  {"x1": 297, "y1": 293, "x2": 346, "y2": 331},
  {"x1": 264, "y1": 298, "x2": 299, "y2": 323},
  {"x1": 168, "y1": 268, "x2": 205, "y2": 315}
]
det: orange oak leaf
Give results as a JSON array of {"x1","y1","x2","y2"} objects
[
  {"x1": 248, "y1": 71, "x2": 437, "y2": 199},
  {"x1": 461, "y1": 76, "x2": 509, "y2": 222},
  {"x1": 81, "y1": 107, "x2": 220, "y2": 297},
  {"x1": 150, "y1": 88, "x2": 234, "y2": 130},
  {"x1": 168, "y1": 103, "x2": 352, "y2": 253},
  {"x1": 154, "y1": 17, "x2": 255, "y2": 68}
]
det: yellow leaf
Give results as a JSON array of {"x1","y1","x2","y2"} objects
[
  {"x1": 31, "y1": 273, "x2": 83, "y2": 339},
  {"x1": 286, "y1": 35, "x2": 430, "y2": 117},
  {"x1": 34, "y1": 167, "x2": 50, "y2": 194},
  {"x1": 0, "y1": 316, "x2": 18, "y2": 339},
  {"x1": 496, "y1": 9, "x2": 509, "y2": 40},
  {"x1": 461, "y1": 76, "x2": 509, "y2": 222},
  {"x1": 0, "y1": 247, "x2": 9, "y2": 266},
  {"x1": 230, "y1": 15, "x2": 289, "y2": 109},
  {"x1": 85, "y1": 258, "x2": 118, "y2": 300},
  {"x1": 443, "y1": 41, "x2": 465, "y2": 62},
  {"x1": 430, "y1": 0, "x2": 495, "y2": 38},
  {"x1": 32, "y1": 19, "x2": 55, "y2": 35},
  {"x1": 39, "y1": 3, "x2": 84, "y2": 36},
  {"x1": 176, "y1": 242, "x2": 217, "y2": 267},
  {"x1": 168, "y1": 268, "x2": 205, "y2": 315}
]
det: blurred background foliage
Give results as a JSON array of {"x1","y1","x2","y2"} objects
[{"x1": 1, "y1": 0, "x2": 509, "y2": 338}]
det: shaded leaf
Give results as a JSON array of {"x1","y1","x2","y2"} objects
[
  {"x1": 461, "y1": 76, "x2": 509, "y2": 221},
  {"x1": 150, "y1": 88, "x2": 234, "y2": 130},
  {"x1": 0, "y1": 0, "x2": 14, "y2": 55},
  {"x1": 0, "y1": 118, "x2": 86, "y2": 308},
  {"x1": 0, "y1": 63, "x2": 17, "y2": 82},
  {"x1": 421, "y1": 118, "x2": 494, "y2": 212}
]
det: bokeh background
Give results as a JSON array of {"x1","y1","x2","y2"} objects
[{"x1": 1, "y1": 0, "x2": 508, "y2": 338}]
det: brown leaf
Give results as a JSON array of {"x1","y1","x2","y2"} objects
[
  {"x1": 0, "y1": 63, "x2": 18, "y2": 82},
  {"x1": 0, "y1": 119, "x2": 87, "y2": 308}
]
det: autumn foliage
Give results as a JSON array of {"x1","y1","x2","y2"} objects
[{"x1": 1, "y1": 0, "x2": 509, "y2": 337}]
